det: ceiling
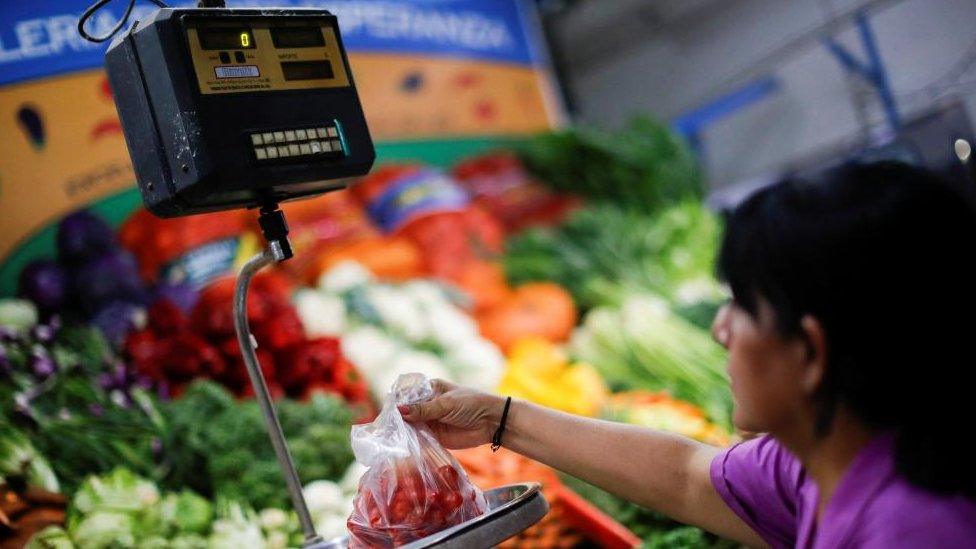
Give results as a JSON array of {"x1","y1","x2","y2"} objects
[{"x1": 543, "y1": 0, "x2": 729, "y2": 71}]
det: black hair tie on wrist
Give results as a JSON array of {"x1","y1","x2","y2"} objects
[{"x1": 491, "y1": 396, "x2": 512, "y2": 452}]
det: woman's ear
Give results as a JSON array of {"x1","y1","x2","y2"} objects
[{"x1": 798, "y1": 315, "x2": 828, "y2": 395}]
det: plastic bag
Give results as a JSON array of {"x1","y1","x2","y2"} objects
[{"x1": 347, "y1": 373, "x2": 487, "y2": 547}]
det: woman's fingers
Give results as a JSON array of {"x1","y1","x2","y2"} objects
[
  {"x1": 400, "y1": 397, "x2": 451, "y2": 422},
  {"x1": 430, "y1": 378, "x2": 455, "y2": 395}
]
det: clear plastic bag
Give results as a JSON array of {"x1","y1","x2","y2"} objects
[{"x1": 347, "y1": 373, "x2": 487, "y2": 547}]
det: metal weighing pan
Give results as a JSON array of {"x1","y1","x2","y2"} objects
[{"x1": 313, "y1": 482, "x2": 548, "y2": 549}]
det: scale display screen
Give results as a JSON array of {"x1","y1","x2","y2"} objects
[
  {"x1": 271, "y1": 26, "x2": 325, "y2": 48},
  {"x1": 282, "y1": 60, "x2": 334, "y2": 81},
  {"x1": 199, "y1": 27, "x2": 255, "y2": 49}
]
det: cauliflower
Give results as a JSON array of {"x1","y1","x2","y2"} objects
[
  {"x1": 293, "y1": 289, "x2": 347, "y2": 337},
  {"x1": 425, "y1": 302, "x2": 479, "y2": 350},
  {"x1": 366, "y1": 285, "x2": 427, "y2": 342},
  {"x1": 339, "y1": 462, "x2": 368, "y2": 493},
  {"x1": 209, "y1": 503, "x2": 265, "y2": 549},
  {"x1": 447, "y1": 338, "x2": 505, "y2": 392},
  {"x1": 303, "y1": 480, "x2": 344, "y2": 517},
  {"x1": 318, "y1": 261, "x2": 373, "y2": 293},
  {"x1": 258, "y1": 508, "x2": 289, "y2": 531},
  {"x1": 341, "y1": 326, "x2": 400, "y2": 377},
  {"x1": 315, "y1": 515, "x2": 348, "y2": 541}
]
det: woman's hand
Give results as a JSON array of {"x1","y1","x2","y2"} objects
[{"x1": 399, "y1": 379, "x2": 505, "y2": 449}]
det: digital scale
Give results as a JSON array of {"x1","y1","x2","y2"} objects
[
  {"x1": 94, "y1": 2, "x2": 547, "y2": 547},
  {"x1": 105, "y1": 6, "x2": 373, "y2": 217}
]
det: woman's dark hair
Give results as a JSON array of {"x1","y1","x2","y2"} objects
[{"x1": 719, "y1": 160, "x2": 976, "y2": 498}]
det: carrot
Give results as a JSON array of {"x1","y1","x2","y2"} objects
[
  {"x1": 453, "y1": 261, "x2": 512, "y2": 312},
  {"x1": 477, "y1": 283, "x2": 577, "y2": 352},
  {"x1": 310, "y1": 236, "x2": 423, "y2": 282}
]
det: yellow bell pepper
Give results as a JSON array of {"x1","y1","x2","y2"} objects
[
  {"x1": 603, "y1": 391, "x2": 731, "y2": 446},
  {"x1": 497, "y1": 337, "x2": 609, "y2": 417}
]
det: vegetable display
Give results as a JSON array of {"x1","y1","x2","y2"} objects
[
  {"x1": 451, "y1": 152, "x2": 580, "y2": 233},
  {"x1": 160, "y1": 381, "x2": 356, "y2": 510},
  {"x1": 119, "y1": 208, "x2": 250, "y2": 287},
  {"x1": 25, "y1": 468, "x2": 304, "y2": 549},
  {"x1": 350, "y1": 165, "x2": 507, "y2": 311},
  {"x1": 17, "y1": 211, "x2": 149, "y2": 347},
  {"x1": 602, "y1": 391, "x2": 730, "y2": 447},
  {"x1": 518, "y1": 116, "x2": 703, "y2": 215},
  {"x1": 295, "y1": 262, "x2": 506, "y2": 398},
  {"x1": 505, "y1": 202, "x2": 725, "y2": 316},
  {"x1": 0, "y1": 425, "x2": 60, "y2": 494},
  {"x1": 0, "y1": 299, "x2": 163, "y2": 493},
  {"x1": 560, "y1": 475, "x2": 737, "y2": 549},
  {"x1": 571, "y1": 295, "x2": 732, "y2": 427},
  {"x1": 496, "y1": 337, "x2": 608, "y2": 417},
  {"x1": 125, "y1": 274, "x2": 371, "y2": 412},
  {"x1": 476, "y1": 282, "x2": 577, "y2": 353},
  {"x1": 4, "y1": 118, "x2": 741, "y2": 548}
]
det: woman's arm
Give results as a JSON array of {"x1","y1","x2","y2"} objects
[{"x1": 403, "y1": 382, "x2": 766, "y2": 547}]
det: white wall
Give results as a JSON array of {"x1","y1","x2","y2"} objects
[{"x1": 559, "y1": 0, "x2": 976, "y2": 189}]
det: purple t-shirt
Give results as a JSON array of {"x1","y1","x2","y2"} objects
[{"x1": 710, "y1": 433, "x2": 976, "y2": 548}]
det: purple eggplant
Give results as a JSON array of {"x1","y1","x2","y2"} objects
[
  {"x1": 72, "y1": 250, "x2": 149, "y2": 315},
  {"x1": 18, "y1": 260, "x2": 67, "y2": 312},
  {"x1": 90, "y1": 301, "x2": 146, "y2": 348},
  {"x1": 57, "y1": 210, "x2": 117, "y2": 265}
]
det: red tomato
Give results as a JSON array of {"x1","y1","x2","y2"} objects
[{"x1": 147, "y1": 298, "x2": 188, "y2": 336}]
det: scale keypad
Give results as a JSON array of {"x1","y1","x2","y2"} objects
[{"x1": 250, "y1": 124, "x2": 344, "y2": 161}]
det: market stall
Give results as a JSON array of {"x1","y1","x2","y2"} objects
[
  {"x1": 1, "y1": 115, "x2": 737, "y2": 548},
  {"x1": 2, "y1": 1, "x2": 737, "y2": 548}
]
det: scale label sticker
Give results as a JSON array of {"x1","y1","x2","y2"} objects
[{"x1": 214, "y1": 65, "x2": 260, "y2": 79}]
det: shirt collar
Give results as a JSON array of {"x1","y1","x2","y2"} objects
[{"x1": 813, "y1": 431, "x2": 898, "y2": 548}]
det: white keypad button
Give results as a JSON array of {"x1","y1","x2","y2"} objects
[
  {"x1": 309, "y1": 141, "x2": 322, "y2": 153},
  {"x1": 329, "y1": 139, "x2": 341, "y2": 152},
  {"x1": 327, "y1": 127, "x2": 338, "y2": 137},
  {"x1": 266, "y1": 146, "x2": 279, "y2": 158},
  {"x1": 299, "y1": 143, "x2": 311, "y2": 155},
  {"x1": 296, "y1": 129, "x2": 308, "y2": 140},
  {"x1": 255, "y1": 147, "x2": 268, "y2": 159},
  {"x1": 316, "y1": 127, "x2": 328, "y2": 138},
  {"x1": 251, "y1": 134, "x2": 264, "y2": 145},
  {"x1": 262, "y1": 132, "x2": 273, "y2": 143},
  {"x1": 285, "y1": 130, "x2": 297, "y2": 142},
  {"x1": 273, "y1": 131, "x2": 286, "y2": 143},
  {"x1": 288, "y1": 144, "x2": 300, "y2": 155},
  {"x1": 320, "y1": 140, "x2": 332, "y2": 152},
  {"x1": 277, "y1": 145, "x2": 290, "y2": 157}
]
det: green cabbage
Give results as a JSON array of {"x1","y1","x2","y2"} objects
[
  {"x1": 0, "y1": 424, "x2": 60, "y2": 492},
  {"x1": 71, "y1": 511, "x2": 136, "y2": 549},
  {"x1": 72, "y1": 467, "x2": 160, "y2": 515},
  {"x1": 25, "y1": 526, "x2": 75, "y2": 549}
]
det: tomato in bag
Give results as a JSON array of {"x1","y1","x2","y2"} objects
[{"x1": 347, "y1": 374, "x2": 487, "y2": 547}]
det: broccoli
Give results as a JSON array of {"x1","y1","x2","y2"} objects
[{"x1": 163, "y1": 381, "x2": 356, "y2": 509}]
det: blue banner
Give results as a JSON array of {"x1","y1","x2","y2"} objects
[{"x1": 0, "y1": 0, "x2": 545, "y2": 86}]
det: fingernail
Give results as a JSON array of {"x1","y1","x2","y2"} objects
[{"x1": 397, "y1": 405, "x2": 410, "y2": 416}]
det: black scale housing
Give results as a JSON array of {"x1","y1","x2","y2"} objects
[{"x1": 105, "y1": 8, "x2": 375, "y2": 217}]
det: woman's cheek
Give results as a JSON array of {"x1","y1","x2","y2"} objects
[
  {"x1": 727, "y1": 355, "x2": 756, "y2": 430},
  {"x1": 727, "y1": 344, "x2": 773, "y2": 433}
]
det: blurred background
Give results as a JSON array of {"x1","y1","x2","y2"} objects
[{"x1": 541, "y1": 0, "x2": 976, "y2": 196}]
